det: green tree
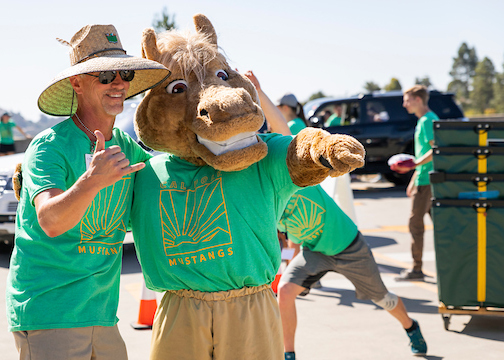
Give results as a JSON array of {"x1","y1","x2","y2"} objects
[
  {"x1": 470, "y1": 57, "x2": 495, "y2": 113},
  {"x1": 415, "y1": 76, "x2": 432, "y2": 88},
  {"x1": 307, "y1": 91, "x2": 326, "y2": 103},
  {"x1": 492, "y1": 69, "x2": 504, "y2": 113},
  {"x1": 447, "y1": 42, "x2": 478, "y2": 108},
  {"x1": 152, "y1": 7, "x2": 177, "y2": 32},
  {"x1": 363, "y1": 81, "x2": 381, "y2": 93},
  {"x1": 384, "y1": 78, "x2": 402, "y2": 91}
]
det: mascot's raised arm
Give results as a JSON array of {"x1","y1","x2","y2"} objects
[{"x1": 130, "y1": 14, "x2": 365, "y2": 360}]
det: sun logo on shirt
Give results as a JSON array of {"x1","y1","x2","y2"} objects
[
  {"x1": 283, "y1": 194, "x2": 326, "y2": 242},
  {"x1": 159, "y1": 177, "x2": 232, "y2": 256},
  {"x1": 80, "y1": 175, "x2": 131, "y2": 245}
]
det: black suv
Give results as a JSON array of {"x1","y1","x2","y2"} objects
[{"x1": 303, "y1": 90, "x2": 465, "y2": 185}]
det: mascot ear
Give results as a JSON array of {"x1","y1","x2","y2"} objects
[
  {"x1": 141, "y1": 28, "x2": 162, "y2": 61},
  {"x1": 193, "y1": 13, "x2": 217, "y2": 46}
]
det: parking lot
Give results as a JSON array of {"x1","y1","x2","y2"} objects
[{"x1": 1, "y1": 177, "x2": 503, "y2": 359}]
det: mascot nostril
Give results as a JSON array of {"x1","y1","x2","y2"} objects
[{"x1": 131, "y1": 13, "x2": 365, "y2": 359}]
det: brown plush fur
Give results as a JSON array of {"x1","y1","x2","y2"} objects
[
  {"x1": 287, "y1": 128, "x2": 365, "y2": 187},
  {"x1": 13, "y1": 163, "x2": 22, "y2": 201},
  {"x1": 137, "y1": 14, "x2": 365, "y2": 183},
  {"x1": 136, "y1": 15, "x2": 268, "y2": 171}
]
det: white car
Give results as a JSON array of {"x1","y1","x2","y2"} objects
[{"x1": 0, "y1": 152, "x2": 24, "y2": 245}]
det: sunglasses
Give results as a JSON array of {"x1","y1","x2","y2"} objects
[{"x1": 86, "y1": 70, "x2": 135, "y2": 84}]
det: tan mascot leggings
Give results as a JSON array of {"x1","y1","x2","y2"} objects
[{"x1": 150, "y1": 284, "x2": 283, "y2": 360}]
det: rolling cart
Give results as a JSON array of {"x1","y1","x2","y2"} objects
[{"x1": 431, "y1": 120, "x2": 504, "y2": 330}]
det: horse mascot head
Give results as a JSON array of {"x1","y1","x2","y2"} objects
[{"x1": 135, "y1": 14, "x2": 365, "y2": 185}]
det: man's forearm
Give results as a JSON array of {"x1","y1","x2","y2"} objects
[{"x1": 35, "y1": 174, "x2": 101, "y2": 238}]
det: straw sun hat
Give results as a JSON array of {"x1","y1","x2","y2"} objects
[{"x1": 37, "y1": 24, "x2": 171, "y2": 116}]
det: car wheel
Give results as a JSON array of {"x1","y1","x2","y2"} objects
[{"x1": 383, "y1": 171, "x2": 413, "y2": 186}]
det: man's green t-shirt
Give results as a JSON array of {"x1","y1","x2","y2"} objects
[
  {"x1": 287, "y1": 117, "x2": 306, "y2": 135},
  {"x1": 278, "y1": 185, "x2": 358, "y2": 256},
  {"x1": 0, "y1": 120, "x2": 16, "y2": 145},
  {"x1": 414, "y1": 111, "x2": 438, "y2": 186},
  {"x1": 6, "y1": 118, "x2": 151, "y2": 332},
  {"x1": 131, "y1": 133, "x2": 300, "y2": 293}
]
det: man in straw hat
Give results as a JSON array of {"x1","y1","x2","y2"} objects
[{"x1": 6, "y1": 24, "x2": 170, "y2": 359}]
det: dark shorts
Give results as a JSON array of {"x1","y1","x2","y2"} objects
[
  {"x1": 0, "y1": 143, "x2": 15, "y2": 154},
  {"x1": 280, "y1": 232, "x2": 388, "y2": 301}
]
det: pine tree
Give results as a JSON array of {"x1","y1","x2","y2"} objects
[
  {"x1": 307, "y1": 91, "x2": 327, "y2": 102},
  {"x1": 415, "y1": 76, "x2": 432, "y2": 88},
  {"x1": 152, "y1": 7, "x2": 177, "y2": 33},
  {"x1": 384, "y1": 78, "x2": 402, "y2": 91},
  {"x1": 492, "y1": 70, "x2": 504, "y2": 113},
  {"x1": 364, "y1": 81, "x2": 381, "y2": 93},
  {"x1": 470, "y1": 57, "x2": 495, "y2": 114},
  {"x1": 447, "y1": 43, "x2": 478, "y2": 109}
]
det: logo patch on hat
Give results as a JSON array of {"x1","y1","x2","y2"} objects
[{"x1": 105, "y1": 33, "x2": 118, "y2": 43}]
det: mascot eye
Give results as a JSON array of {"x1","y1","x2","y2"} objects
[
  {"x1": 215, "y1": 69, "x2": 229, "y2": 81},
  {"x1": 166, "y1": 80, "x2": 188, "y2": 94}
]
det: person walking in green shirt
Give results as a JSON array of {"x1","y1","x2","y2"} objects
[
  {"x1": 0, "y1": 112, "x2": 31, "y2": 155},
  {"x1": 395, "y1": 85, "x2": 439, "y2": 281}
]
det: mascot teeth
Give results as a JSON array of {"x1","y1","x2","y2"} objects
[{"x1": 197, "y1": 132, "x2": 258, "y2": 155}]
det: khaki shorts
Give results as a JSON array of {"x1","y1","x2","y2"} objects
[
  {"x1": 13, "y1": 325, "x2": 127, "y2": 360},
  {"x1": 150, "y1": 285, "x2": 283, "y2": 360},
  {"x1": 281, "y1": 232, "x2": 388, "y2": 301}
]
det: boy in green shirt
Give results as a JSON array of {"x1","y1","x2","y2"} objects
[{"x1": 395, "y1": 85, "x2": 439, "y2": 281}]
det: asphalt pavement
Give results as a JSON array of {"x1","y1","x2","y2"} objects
[{"x1": 1, "y1": 176, "x2": 503, "y2": 359}]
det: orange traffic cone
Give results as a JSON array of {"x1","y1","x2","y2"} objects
[
  {"x1": 271, "y1": 266, "x2": 282, "y2": 294},
  {"x1": 131, "y1": 279, "x2": 158, "y2": 330},
  {"x1": 272, "y1": 248, "x2": 295, "y2": 294}
]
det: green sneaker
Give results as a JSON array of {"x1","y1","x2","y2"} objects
[
  {"x1": 285, "y1": 352, "x2": 296, "y2": 360},
  {"x1": 407, "y1": 320, "x2": 427, "y2": 356}
]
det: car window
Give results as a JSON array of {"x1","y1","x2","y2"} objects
[
  {"x1": 314, "y1": 103, "x2": 343, "y2": 126},
  {"x1": 428, "y1": 95, "x2": 464, "y2": 119},
  {"x1": 365, "y1": 101, "x2": 390, "y2": 123},
  {"x1": 315, "y1": 102, "x2": 360, "y2": 126},
  {"x1": 364, "y1": 98, "x2": 415, "y2": 123},
  {"x1": 343, "y1": 102, "x2": 360, "y2": 125}
]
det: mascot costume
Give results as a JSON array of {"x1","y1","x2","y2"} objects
[{"x1": 130, "y1": 14, "x2": 365, "y2": 360}]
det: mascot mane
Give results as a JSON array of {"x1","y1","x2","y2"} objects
[{"x1": 155, "y1": 30, "x2": 227, "y2": 87}]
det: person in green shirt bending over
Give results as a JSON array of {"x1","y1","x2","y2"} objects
[
  {"x1": 0, "y1": 112, "x2": 31, "y2": 156},
  {"x1": 245, "y1": 71, "x2": 428, "y2": 359},
  {"x1": 395, "y1": 85, "x2": 439, "y2": 282}
]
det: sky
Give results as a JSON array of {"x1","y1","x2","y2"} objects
[{"x1": 1, "y1": 0, "x2": 504, "y2": 122}]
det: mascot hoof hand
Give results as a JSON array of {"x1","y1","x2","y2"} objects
[
  {"x1": 287, "y1": 127, "x2": 365, "y2": 187},
  {"x1": 319, "y1": 134, "x2": 365, "y2": 177}
]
